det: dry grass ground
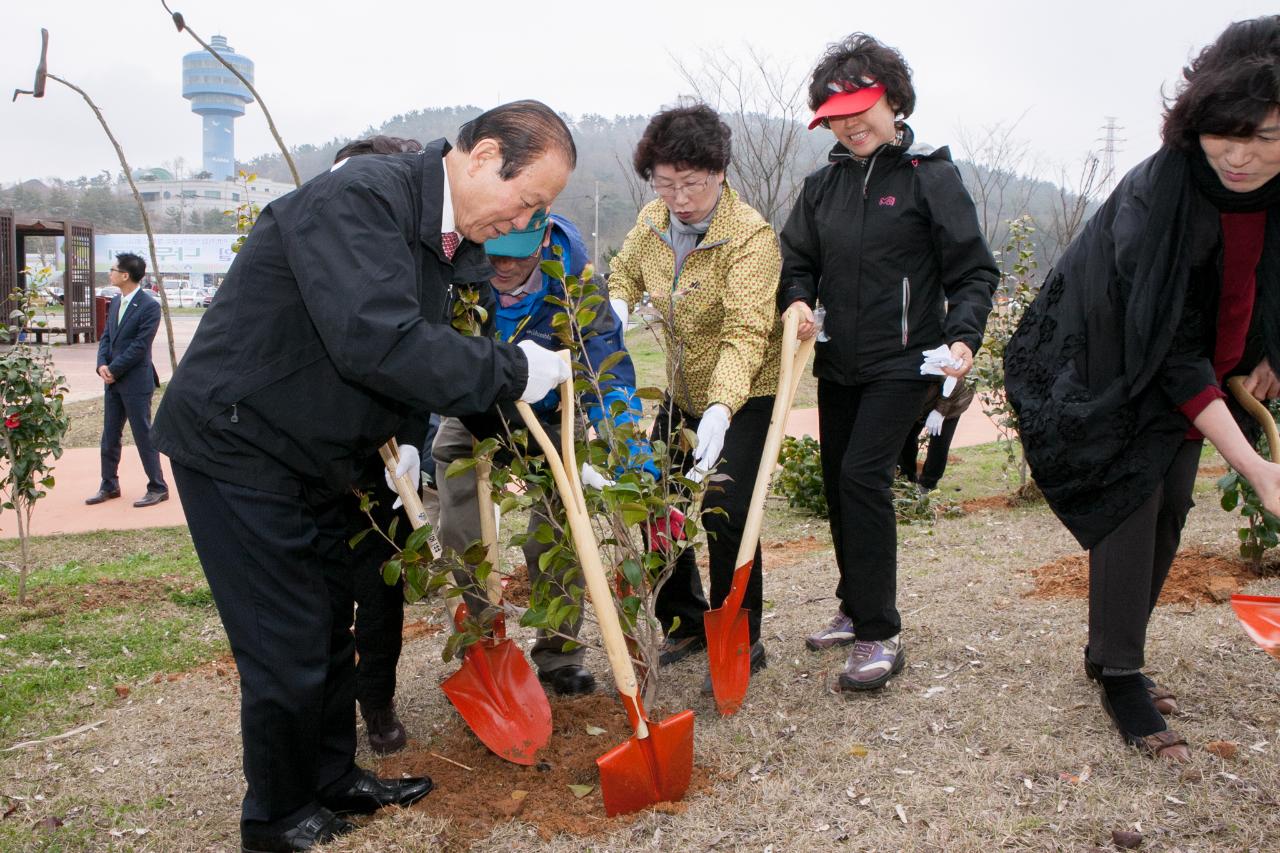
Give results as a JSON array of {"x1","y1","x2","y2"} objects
[{"x1": 2, "y1": 461, "x2": 1279, "y2": 851}]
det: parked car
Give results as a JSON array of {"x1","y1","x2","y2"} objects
[{"x1": 97, "y1": 285, "x2": 122, "y2": 300}]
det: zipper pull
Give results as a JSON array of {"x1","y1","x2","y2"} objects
[{"x1": 230, "y1": 403, "x2": 239, "y2": 424}]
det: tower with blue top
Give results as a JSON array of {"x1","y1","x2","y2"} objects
[{"x1": 182, "y1": 35, "x2": 254, "y2": 180}]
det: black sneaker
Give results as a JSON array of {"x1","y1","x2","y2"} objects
[{"x1": 360, "y1": 702, "x2": 407, "y2": 755}]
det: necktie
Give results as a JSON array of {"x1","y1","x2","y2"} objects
[{"x1": 441, "y1": 231, "x2": 460, "y2": 261}]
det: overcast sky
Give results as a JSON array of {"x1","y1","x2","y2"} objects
[{"x1": 2, "y1": 0, "x2": 1275, "y2": 189}]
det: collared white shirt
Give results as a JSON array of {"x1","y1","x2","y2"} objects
[
  {"x1": 440, "y1": 154, "x2": 455, "y2": 235},
  {"x1": 117, "y1": 286, "x2": 139, "y2": 323}
]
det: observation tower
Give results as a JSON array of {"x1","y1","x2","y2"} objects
[{"x1": 182, "y1": 35, "x2": 254, "y2": 180}]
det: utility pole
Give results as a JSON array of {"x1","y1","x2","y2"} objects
[{"x1": 593, "y1": 180, "x2": 600, "y2": 273}]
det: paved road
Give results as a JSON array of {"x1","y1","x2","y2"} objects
[{"x1": 4, "y1": 315, "x2": 1002, "y2": 539}]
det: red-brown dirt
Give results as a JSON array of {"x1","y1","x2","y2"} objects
[
  {"x1": 377, "y1": 692, "x2": 712, "y2": 847},
  {"x1": 761, "y1": 536, "x2": 829, "y2": 569},
  {"x1": 1026, "y1": 547, "x2": 1263, "y2": 605}
]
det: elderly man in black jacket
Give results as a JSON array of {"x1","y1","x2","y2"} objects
[{"x1": 152, "y1": 100, "x2": 575, "y2": 853}]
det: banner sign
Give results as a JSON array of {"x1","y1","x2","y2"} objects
[{"x1": 94, "y1": 234, "x2": 238, "y2": 274}]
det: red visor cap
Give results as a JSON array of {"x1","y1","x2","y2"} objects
[{"x1": 808, "y1": 85, "x2": 887, "y2": 130}]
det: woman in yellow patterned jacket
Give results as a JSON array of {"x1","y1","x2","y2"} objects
[{"x1": 608, "y1": 103, "x2": 783, "y2": 681}]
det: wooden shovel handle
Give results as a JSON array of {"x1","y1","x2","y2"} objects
[
  {"x1": 474, "y1": 456, "x2": 503, "y2": 606},
  {"x1": 1227, "y1": 377, "x2": 1280, "y2": 464},
  {"x1": 517, "y1": 391, "x2": 651, "y2": 740},
  {"x1": 732, "y1": 307, "x2": 807, "y2": 568},
  {"x1": 377, "y1": 440, "x2": 437, "y2": 555}
]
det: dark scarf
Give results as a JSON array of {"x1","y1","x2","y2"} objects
[{"x1": 1122, "y1": 146, "x2": 1280, "y2": 396}]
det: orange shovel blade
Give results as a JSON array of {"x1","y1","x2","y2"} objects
[
  {"x1": 1230, "y1": 594, "x2": 1280, "y2": 659},
  {"x1": 441, "y1": 638, "x2": 552, "y2": 764},
  {"x1": 596, "y1": 709, "x2": 695, "y2": 816},
  {"x1": 704, "y1": 558, "x2": 754, "y2": 716}
]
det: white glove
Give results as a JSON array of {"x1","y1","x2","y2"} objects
[
  {"x1": 580, "y1": 462, "x2": 615, "y2": 490},
  {"x1": 688, "y1": 403, "x2": 731, "y2": 484},
  {"x1": 610, "y1": 297, "x2": 630, "y2": 331},
  {"x1": 925, "y1": 409, "x2": 946, "y2": 436},
  {"x1": 919, "y1": 345, "x2": 960, "y2": 397},
  {"x1": 517, "y1": 340, "x2": 571, "y2": 403},
  {"x1": 383, "y1": 443, "x2": 421, "y2": 510}
]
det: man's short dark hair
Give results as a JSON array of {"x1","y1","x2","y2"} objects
[
  {"x1": 807, "y1": 32, "x2": 915, "y2": 120},
  {"x1": 454, "y1": 100, "x2": 577, "y2": 180},
  {"x1": 1162, "y1": 16, "x2": 1280, "y2": 152},
  {"x1": 631, "y1": 104, "x2": 732, "y2": 181},
  {"x1": 333, "y1": 135, "x2": 423, "y2": 163},
  {"x1": 116, "y1": 252, "x2": 146, "y2": 283}
]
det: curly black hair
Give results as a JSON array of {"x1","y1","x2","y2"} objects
[
  {"x1": 632, "y1": 104, "x2": 732, "y2": 180},
  {"x1": 807, "y1": 32, "x2": 915, "y2": 119},
  {"x1": 1163, "y1": 15, "x2": 1280, "y2": 151}
]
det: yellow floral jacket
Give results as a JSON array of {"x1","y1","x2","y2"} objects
[{"x1": 608, "y1": 185, "x2": 783, "y2": 416}]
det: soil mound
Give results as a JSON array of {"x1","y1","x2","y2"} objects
[
  {"x1": 1026, "y1": 547, "x2": 1261, "y2": 605},
  {"x1": 377, "y1": 692, "x2": 711, "y2": 847}
]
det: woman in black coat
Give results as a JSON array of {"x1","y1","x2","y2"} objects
[
  {"x1": 779, "y1": 33, "x2": 997, "y2": 692},
  {"x1": 1006, "y1": 16, "x2": 1280, "y2": 762}
]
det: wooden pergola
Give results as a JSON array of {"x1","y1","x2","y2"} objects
[{"x1": 0, "y1": 209, "x2": 97, "y2": 344}]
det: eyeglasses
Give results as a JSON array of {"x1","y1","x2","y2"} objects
[
  {"x1": 650, "y1": 173, "x2": 720, "y2": 199},
  {"x1": 109, "y1": 267, "x2": 123, "y2": 273}
]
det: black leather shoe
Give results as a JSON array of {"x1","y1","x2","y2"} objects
[
  {"x1": 538, "y1": 664, "x2": 597, "y2": 696},
  {"x1": 319, "y1": 768, "x2": 433, "y2": 816},
  {"x1": 133, "y1": 490, "x2": 169, "y2": 508},
  {"x1": 85, "y1": 489, "x2": 121, "y2": 505},
  {"x1": 240, "y1": 807, "x2": 355, "y2": 853}
]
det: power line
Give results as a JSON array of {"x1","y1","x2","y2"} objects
[{"x1": 1096, "y1": 117, "x2": 1126, "y2": 197}]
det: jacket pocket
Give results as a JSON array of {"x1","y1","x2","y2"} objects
[
  {"x1": 211, "y1": 340, "x2": 329, "y2": 409},
  {"x1": 900, "y1": 276, "x2": 911, "y2": 347}
]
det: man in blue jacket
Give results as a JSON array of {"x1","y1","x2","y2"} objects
[
  {"x1": 433, "y1": 209, "x2": 651, "y2": 696},
  {"x1": 86, "y1": 252, "x2": 167, "y2": 507}
]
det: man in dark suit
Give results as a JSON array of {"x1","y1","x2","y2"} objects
[
  {"x1": 151, "y1": 101, "x2": 575, "y2": 853},
  {"x1": 86, "y1": 252, "x2": 168, "y2": 508}
]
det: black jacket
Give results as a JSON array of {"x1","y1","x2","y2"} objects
[
  {"x1": 97, "y1": 288, "x2": 161, "y2": 395},
  {"x1": 152, "y1": 139, "x2": 528, "y2": 497},
  {"x1": 778, "y1": 126, "x2": 998, "y2": 384},
  {"x1": 1005, "y1": 148, "x2": 1279, "y2": 548}
]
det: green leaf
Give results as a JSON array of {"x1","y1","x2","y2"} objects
[
  {"x1": 382, "y1": 559, "x2": 402, "y2": 585},
  {"x1": 567, "y1": 784, "x2": 594, "y2": 799},
  {"x1": 620, "y1": 558, "x2": 644, "y2": 589},
  {"x1": 347, "y1": 528, "x2": 371, "y2": 550},
  {"x1": 446, "y1": 457, "x2": 479, "y2": 478}
]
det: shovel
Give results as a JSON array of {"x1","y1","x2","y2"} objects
[
  {"x1": 1224, "y1": 378, "x2": 1280, "y2": 659},
  {"x1": 704, "y1": 307, "x2": 815, "y2": 715},
  {"x1": 378, "y1": 440, "x2": 552, "y2": 764},
  {"x1": 516, "y1": 364, "x2": 694, "y2": 816}
]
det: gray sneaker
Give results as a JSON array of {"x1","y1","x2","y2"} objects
[
  {"x1": 837, "y1": 636, "x2": 905, "y2": 691},
  {"x1": 805, "y1": 611, "x2": 856, "y2": 651}
]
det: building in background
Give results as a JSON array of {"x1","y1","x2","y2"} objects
[{"x1": 183, "y1": 35, "x2": 254, "y2": 181}]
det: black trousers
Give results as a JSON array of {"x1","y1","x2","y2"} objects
[
  {"x1": 652, "y1": 396, "x2": 772, "y2": 645},
  {"x1": 1088, "y1": 440, "x2": 1201, "y2": 672},
  {"x1": 172, "y1": 462, "x2": 360, "y2": 833},
  {"x1": 348, "y1": 486, "x2": 404, "y2": 711},
  {"x1": 818, "y1": 378, "x2": 933, "y2": 641},
  {"x1": 898, "y1": 414, "x2": 961, "y2": 491},
  {"x1": 100, "y1": 386, "x2": 166, "y2": 493}
]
